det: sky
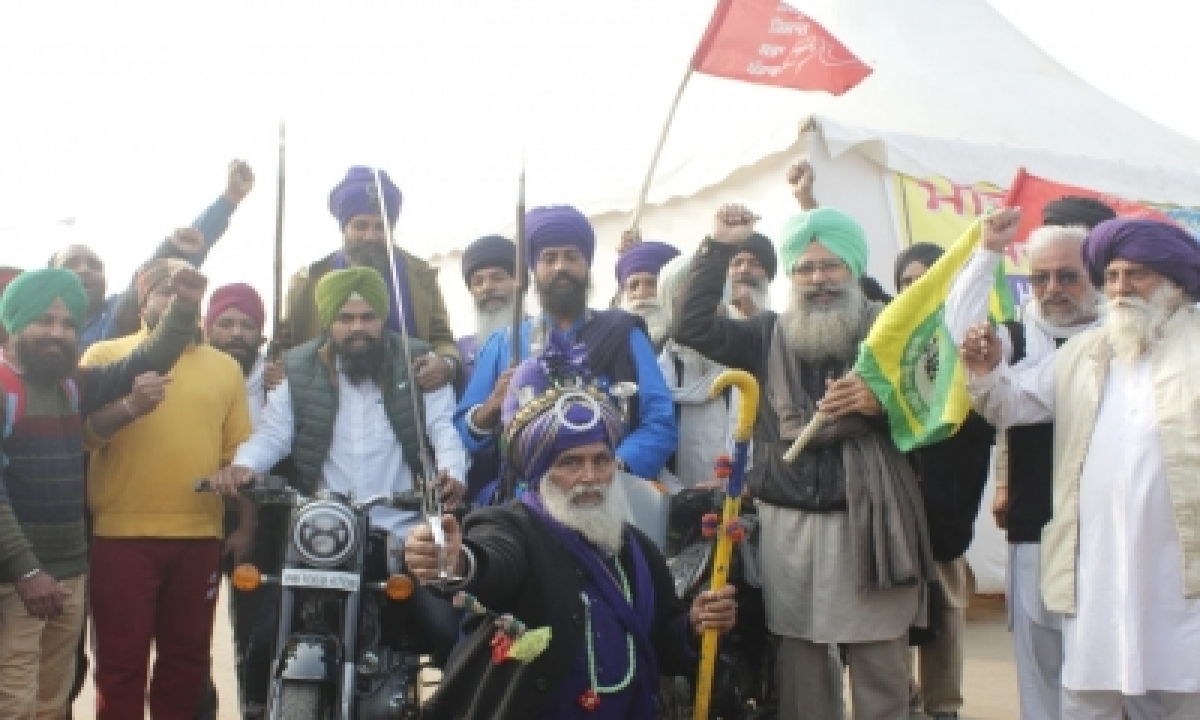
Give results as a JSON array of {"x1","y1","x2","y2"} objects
[{"x1": 1, "y1": 0, "x2": 1197, "y2": 335}]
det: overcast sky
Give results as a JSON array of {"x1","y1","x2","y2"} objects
[{"x1": 1, "y1": 0, "x2": 1196, "y2": 333}]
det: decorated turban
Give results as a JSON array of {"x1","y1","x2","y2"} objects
[
  {"x1": 315, "y1": 267, "x2": 391, "y2": 328},
  {"x1": 461, "y1": 234, "x2": 516, "y2": 285},
  {"x1": 501, "y1": 333, "x2": 626, "y2": 486},
  {"x1": 524, "y1": 205, "x2": 595, "y2": 269},
  {"x1": 0, "y1": 268, "x2": 88, "y2": 336},
  {"x1": 1042, "y1": 196, "x2": 1117, "y2": 230},
  {"x1": 735, "y1": 232, "x2": 778, "y2": 281},
  {"x1": 205, "y1": 283, "x2": 266, "y2": 333},
  {"x1": 779, "y1": 208, "x2": 869, "y2": 279},
  {"x1": 893, "y1": 242, "x2": 944, "y2": 289},
  {"x1": 615, "y1": 241, "x2": 679, "y2": 287},
  {"x1": 135, "y1": 258, "x2": 192, "y2": 307},
  {"x1": 328, "y1": 166, "x2": 402, "y2": 230},
  {"x1": 1082, "y1": 218, "x2": 1200, "y2": 298}
]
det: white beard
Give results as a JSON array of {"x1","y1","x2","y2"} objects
[
  {"x1": 780, "y1": 280, "x2": 866, "y2": 364},
  {"x1": 622, "y1": 297, "x2": 669, "y2": 345},
  {"x1": 540, "y1": 475, "x2": 629, "y2": 555},
  {"x1": 1104, "y1": 284, "x2": 1184, "y2": 365},
  {"x1": 474, "y1": 297, "x2": 517, "y2": 344}
]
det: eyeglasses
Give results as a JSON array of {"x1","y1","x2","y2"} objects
[
  {"x1": 1029, "y1": 269, "x2": 1082, "y2": 288},
  {"x1": 792, "y1": 259, "x2": 848, "y2": 278}
]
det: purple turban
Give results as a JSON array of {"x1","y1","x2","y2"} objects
[
  {"x1": 615, "y1": 241, "x2": 680, "y2": 287},
  {"x1": 501, "y1": 333, "x2": 625, "y2": 485},
  {"x1": 524, "y1": 205, "x2": 595, "y2": 270},
  {"x1": 461, "y1": 234, "x2": 516, "y2": 285},
  {"x1": 1083, "y1": 218, "x2": 1200, "y2": 297},
  {"x1": 328, "y1": 166, "x2": 402, "y2": 230}
]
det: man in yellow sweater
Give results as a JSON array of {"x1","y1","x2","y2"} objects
[{"x1": 81, "y1": 258, "x2": 252, "y2": 720}]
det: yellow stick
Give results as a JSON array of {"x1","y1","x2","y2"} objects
[{"x1": 693, "y1": 370, "x2": 759, "y2": 720}]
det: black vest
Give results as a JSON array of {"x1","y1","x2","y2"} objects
[{"x1": 1004, "y1": 323, "x2": 1060, "y2": 543}]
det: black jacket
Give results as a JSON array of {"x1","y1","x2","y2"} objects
[
  {"x1": 423, "y1": 503, "x2": 695, "y2": 720},
  {"x1": 910, "y1": 412, "x2": 995, "y2": 561}
]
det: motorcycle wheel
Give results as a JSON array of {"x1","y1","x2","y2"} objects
[{"x1": 277, "y1": 682, "x2": 322, "y2": 720}]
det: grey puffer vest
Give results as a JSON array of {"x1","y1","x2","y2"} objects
[{"x1": 284, "y1": 333, "x2": 430, "y2": 495}]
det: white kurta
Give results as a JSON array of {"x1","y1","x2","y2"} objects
[
  {"x1": 233, "y1": 371, "x2": 468, "y2": 537},
  {"x1": 1063, "y1": 358, "x2": 1200, "y2": 694}
]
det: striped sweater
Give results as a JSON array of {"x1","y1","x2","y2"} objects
[{"x1": 0, "y1": 300, "x2": 199, "y2": 582}]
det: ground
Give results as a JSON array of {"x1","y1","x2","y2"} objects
[{"x1": 74, "y1": 590, "x2": 1018, "y2": 718}]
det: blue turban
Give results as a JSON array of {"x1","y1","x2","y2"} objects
[
  {"x1": 779, "y1": 208, "x2": 869, "y2": 278},
  {"x1": 1082, "y1": 218, "x2": 1200, "y2": 297},
  {"x1": 524, "y1": 205, "x2": 595, "y2": 270},
  {"x1": 615, "y1": 241, "x2": 680, "y2": 287},
  {"x1": 461, "y1": 234, "x2": 516, "y2": 285},
  {"x1": 328, "y1": 166, "x2": 402, "y2": 230},
  {"x1": 502, "y1": 333, "x2": 626, "y2": 485}
]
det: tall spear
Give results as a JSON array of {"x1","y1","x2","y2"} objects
[
  {"x1": 510, "y1": 166, "x2": 526, "y2": 369},
  {"x1": 268, "y1": 121, "x2": 288, "y2": 362}
]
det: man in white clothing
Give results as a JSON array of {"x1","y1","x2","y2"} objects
[
  {"x1": 963, "y1": 213, "x2": 1200, "y2": 719},
  {"x1": 944, "y1": 198, "x2": 1114, "y2": 720},
  {"x1": 210, "y1": 267, "x2": 467, "y2": 661}
]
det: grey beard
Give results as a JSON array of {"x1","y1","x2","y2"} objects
[
  {"x1": 1037, "y1": 288, "x2": 1100, "y2": 327},
  {"x1": 780, "y1": 281, "x2": 866, "y2": 365},
  {"x1": 729, "y1": 284, "x2": 770, "y2": 318},
  {"x1": 474, "y1": 297, "x2": 516, "y2": 344},
  {"x1": 539, "y1": 476, "x2": 628, "y2": 555},
  {"x1": 1104, "y1": 284, "x2": 1183, "y2": 364},
  {"x1": 622, "y1": 297, "x2": 669, "y2": 345}
]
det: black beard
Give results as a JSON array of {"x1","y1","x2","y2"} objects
[
  {"x1": 332, "y1": 334, "x2": 386, "y2": 385},
  {"x1": 536, "y1": 272, "x2": 588, "y2": 320},
  {"x1": 14, "y1": 335, "x2": 78, "y2": 385},
  {"x1": 345, "y1": 241, "x2": 391, "y2": 276},
  {"x1": 211, "y1": 339, "x2": 258, "y2": 376}
]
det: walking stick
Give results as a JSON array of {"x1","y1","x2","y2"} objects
[{"x1": 693, "y1": 369, "x2": 760, "y2": 720}]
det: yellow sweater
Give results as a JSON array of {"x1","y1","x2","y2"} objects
[{"x1": 82, "y1": 332, "x2": 251, "y2": 539}]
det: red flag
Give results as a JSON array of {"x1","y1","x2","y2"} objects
[
  {"x1": 692, "y1": 0, "x2": 872, "y2": 95},
  {"x1": 1004, "y1": 167, "x2": 1173, "y2": 247}
]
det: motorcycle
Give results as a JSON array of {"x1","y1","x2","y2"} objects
[
  {"x1": 197, "y1": 476, "x2": 438, "y2": 720},
  {"x1": 660, "y1": 488, "x2": 777, "y2": 720}
]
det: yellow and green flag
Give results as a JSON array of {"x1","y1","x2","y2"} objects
[{"x1": 854, "y1": 219, "x2": 1014, "y2": 452}]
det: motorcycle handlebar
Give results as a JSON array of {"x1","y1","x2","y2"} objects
[{"x1": 194, "y1": 476, "x2": 300, "y2": 505}]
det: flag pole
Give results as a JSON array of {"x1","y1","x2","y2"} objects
[{"x1": 630, "y1": 66, "x2": 694, "y2": 230}]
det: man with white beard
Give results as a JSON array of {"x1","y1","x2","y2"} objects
[
  {"x1": 616, "y1": 240, "x2": 679, "y2": 350},
  {"x1": 726, "y1": 232, "x2": 776, "y2": 319},
  {"x1": 944, "y1": 198, "x2": 1115, "y2": 720},
  {"x1": 457, "y1": 234, "x2": 519, "y2": 382},
  {"x1": 406, "y1": 338, "x2": 736, "y2": 720},
  {"x1": 963, "y1": 216, "x2": 1200, "y2": 719},
  {"x1": 676, "y1": 204, "x2": 934, "y2": 719}
]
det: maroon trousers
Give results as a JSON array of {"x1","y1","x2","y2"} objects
[{"x1": 90, "y1": 538, "x2": 222, "y2": 720}]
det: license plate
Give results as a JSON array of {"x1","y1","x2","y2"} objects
[{"x1": 281, "y1": 569, "x2": 361, "y2": 592}]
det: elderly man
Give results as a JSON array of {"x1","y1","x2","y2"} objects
[
  {"x1": 81, "y1": 259, "x2": 251, "y2": 720},
  {"x1": 616, "y1": 240, "x2": 680, "y2": 349},
  {"x1": 676, "y1": 204, "x2": 933, "y2": 720},
  {"x1": 963, "y1": 216, "x2": 1200, "y2": 719},
  {"x1": 0, "y1": 267, "x2": 203, "y2": 719},
  {"x1": 408, "y1": 339, "x2": 735, "y2": 720},
  {"x1": 458, "y1": 234, "x2": 519, "y2": 382},
  {"x1": 52, "y1": 159, "x2": 254, "y2": 350},
  {"x1": 944, "y1": 198, "x2": 1115, "y2": 720},
  {"x1": 284, "y1": 166, "x2": 458, "y2": 390},
  {"x1": 455, "y1": 205, "x2": 677, "y2": 494},
  {"x1": 213, "y1": 267, "x2": 468, "y2": 661}
]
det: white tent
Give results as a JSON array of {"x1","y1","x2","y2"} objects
[{"x1": 430, "y1": 0, "x2": 1200, "y2": 591}]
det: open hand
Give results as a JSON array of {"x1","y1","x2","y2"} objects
[
  {"x1": 404, "y1": 514, "x2": 465, "y2": 582},
  {"x1": 690, "y1": 585, "x2": 737, "y2": 635}
]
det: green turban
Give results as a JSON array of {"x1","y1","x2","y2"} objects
[
  {"x1": 315, "y1": 267, "x2": 391, "y2": 328},
  {"x1": 0, "y1": 269, "x2": 89, "y2": 336},
  {"x1": 779, "y1": 209, "x2": 869, "y2": 279}
]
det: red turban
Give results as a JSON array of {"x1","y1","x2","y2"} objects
[{"x1": 205, "y1": 283, "x2": 266, "y2": 333}]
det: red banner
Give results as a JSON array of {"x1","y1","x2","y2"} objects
[
  {"x1": 692, "y1": 0, "x2": 872, "y2": 95},
  {"x1": 1004, "y1": 167, "x2": 1173, "y2": 248}
]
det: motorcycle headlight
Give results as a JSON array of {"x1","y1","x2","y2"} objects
[{"x1": 292, "y1": 502, "x2": 358, "y2": 567}]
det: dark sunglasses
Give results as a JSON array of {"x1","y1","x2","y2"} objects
[{"x1": 1029, "y1": 269, "x2": 1081, "y2": 288}]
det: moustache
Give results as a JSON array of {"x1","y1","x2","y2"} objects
[
  {"x1": 31, "y1": 338, "x2": 77, "y2": 358},
  {"x1": 214, "y1": 339, "x2": 253, "y2": 355}
]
